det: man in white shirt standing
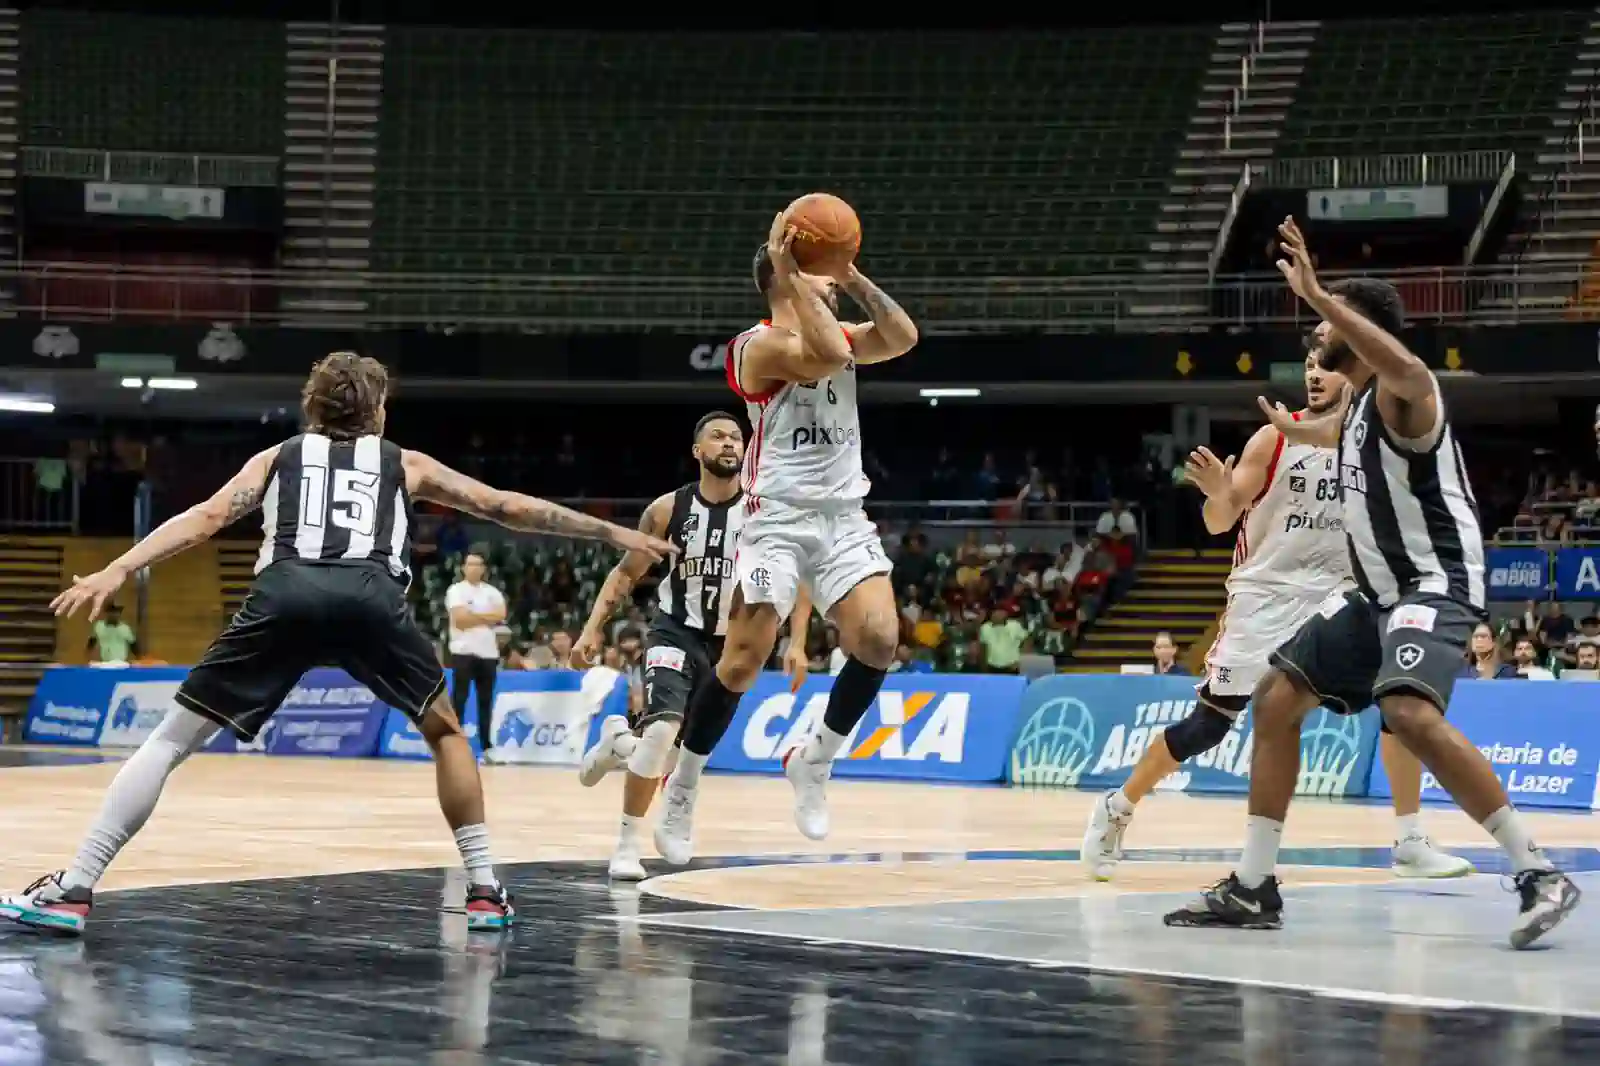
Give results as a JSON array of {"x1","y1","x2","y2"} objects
[{"x1": 446, "y1": 552, "x2": 507, "y2": 760}]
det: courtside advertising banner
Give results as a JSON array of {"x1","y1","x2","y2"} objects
[
  {"x1": 486, "y1": 668, "x2": 630, "y2": 765},
  {"x1": 26, "y1": 666, "x2": 189, "y2": 746},
  {"x1": 1367, "y1": 680, "x2": 1600, "y2": 810},
  {"x1": 258, "y1": 669, "x2": 390, "y2": 757},
  {"x1": 1007, "y1": 674, "x2": 1381, "y2": 798},
  {"x1": 1485, "y1": 547, "x2": 1549, "y2": 601},
  {"x1": 1553, "y1": 546, "x2": 1600, "y2": 600},
  {"x1": 708, "y1": 672, "x2": 1028, "y2": 782}
]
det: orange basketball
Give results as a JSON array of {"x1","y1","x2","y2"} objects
[{"x1": 783, "y1": 192, "x2": 861, "y2": 275}]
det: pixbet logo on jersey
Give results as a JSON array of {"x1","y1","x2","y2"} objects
[
  {"x1": 1281, "y1": 511, "x2": 1344, "y2": 533},
  {"x1": 788, "y1": 422, "x2": 859, "y2": 450},
  {"x1": 741, "y1": 689, "x2": 969, "y2": 764}
]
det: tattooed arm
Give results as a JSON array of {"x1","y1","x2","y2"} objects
[
  {"x1": 837, "y1": 265, "x2": 918, "y2": 365},
  {"x1": 403, "y1": 450, "x2": 675, "y2": 561},
  {"x1": 570, "y1": 493, "x2": 674, "y2": 665},
  {"x1": 114, "y1": 445, "x2": 281, "y2": 575}
]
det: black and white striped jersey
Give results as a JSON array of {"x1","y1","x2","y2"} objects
[
  {"x1": 1338, "y1": 377, "x2": 1486, "y2": 609},
  {"x1": 656, "y1": 484, "x2": 745, "y2": 637},
  {"x1": 255, "y1": 433, "x2": 413, "y2": 585}
]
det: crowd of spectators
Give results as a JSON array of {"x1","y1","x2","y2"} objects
[{"x1": 1466, "y1": 602, "x2": 1600, "y2": 680}]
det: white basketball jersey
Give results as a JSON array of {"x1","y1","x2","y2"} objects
[
  {"x1": 726, "y1": 321, "x2": 871, "y2": 509},
  {"x1": 1229, "y1": 429, "x2": 1349, "y2": 596}
]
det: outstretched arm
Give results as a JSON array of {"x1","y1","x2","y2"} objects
[
  {"x1": 50, "y1": 445, "x2": 280, "y2": 620},
  {"x1": 402, "y1": 451, "x2": 675, "y2": 561},
  {"x1": 570, "y1": 494, "x2": 673, "y2": 665},
  {"x1": 1186, "y1": 426, "x2": 1279, "y2": 535},
  {"x1": 838, "y1": 265, "x2": 918, "y2": 365}
]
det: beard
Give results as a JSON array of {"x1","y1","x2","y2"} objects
[
  {"x1": 1306, "y1": 392, "x2": 1338, "y2": 415},
  {"x1": 701, "y1": 454, "x2": 741, "y2": 480},
  {"x1": 1316, "y1": 339, "x2": 1358, "y2": 375}
]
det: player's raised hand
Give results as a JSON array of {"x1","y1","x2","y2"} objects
[
  {"x1": 1275, "y1": 216, "x2": 1326, "y2": 305},
  {"x1": 783, "y1": 641, "x2": 810, "y2": 694},
  {"x1": 608, "y1": 525, "x2": 677, "y2": 565},
  {"x1": 1257, "y1": 394, "x2": 1342, "y2": 448},
  {"x1": 570, "y1": 628, "x2": 603, "y2": 670},
  {"x1": 766, "y1": 211, "x2": 799, "y2": 280},
  {"x1": 50, "y1": 565, "x2": 129, "y2": 622},
  {"x1": 1183, "y1": 447, "x2": 1235, "y2": 499}
]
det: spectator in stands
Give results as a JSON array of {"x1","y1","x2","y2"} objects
[
  {"x1": 979, "y1": 607, "x2": 1027, "y2": 674},
  {"x1": 1537, "y1": 602, "x2": 1576, "y2": 659},
  {"x1": 982, "y1": 528, "x2": 1017, "y2": 563},
  {"x1": 892, "y1": 530, "x2": 937, "y2": 600},
  {"x1": 1096, "y1": 499, "x2": 1138, "y2": 541},
  {"x1": 88, "y1": 604, "x2": 138, "y2": 665},
  {"x1": 1462, "y1": 623, "x2": 1518, "y2": 679},
  {"x1": 1508, "y1": 600, "x2": 1542, "y2": 644},
  {"x1": 1042, "y1": 540, "x2": 1085, "y2": 593},
  {"x1": 891, "y1": 643, "x2": 934, "y2": 674},
  {"x1": 1512, "y1": 637, "x2": 1555, "y2": 680},
  {"x1": 1074, "y1": 536, "x2": 1116, "y2": 600},
  {"x1": 545, "y1": 559, "x2": 579, "y2": 610},
  {"x1": 910, "y1": 604, "x2": 944, "y2": 655},
  {"x1": 1151, "y1": 632, "x2": 1190, "y2": 676},
  {"x1": 1573, "y1": 643, "x2": 1599, "y2": 675},
  {"x1": 973, "y1": 453, "x2": 1003, "y2": 498}
]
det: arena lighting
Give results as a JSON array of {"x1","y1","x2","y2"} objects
[
  {"x1": 146, "y1": 377, "x2": 198, "y2": 390},
  {"x1": 120, "y1": 377, "x2": 145, "y2": 388},
  {"x1": 0, "y1": 396, "x2": 55, "y2": 413},
  {"x1": 918, "y1": 387, "x2": 981, "y2": 398}
]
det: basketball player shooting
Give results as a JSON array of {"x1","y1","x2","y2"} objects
[
  {"x1": 1164, "y1": 220, "x2": 1579, "y2": 948},
  {"x1": 653, "y1": 204, "x2": 919, "y2": 864},
  {"x1": 0, "y1": 353, "x2": 674, "y2": 937},
  {"x1": 1081, "y1": 328, "x2": 1470, "y2": 882},
  {"x1": 569, "y1": 411, "x2": 813, "y2": 881}
]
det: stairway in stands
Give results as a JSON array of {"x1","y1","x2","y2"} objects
[
  {"x1": 1068, "y1": 549, "x2": 1231, "y2": 673},
  {"x1": 0, "y1": 537, "x2": 62, "y2": 715},
  {"x1": 216, "y1": 542, "x2": 258, "y2": 619},
  {"x1": 1130, "y1": 20, "x2": 1316, "y2": 321},
  {"x1": 1502, "y1": 7, "x2": 1600, "y2": 317}
]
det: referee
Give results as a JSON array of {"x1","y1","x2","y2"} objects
[{"x1": 445, "y1": 552, "x2": 506, "y2": 757}]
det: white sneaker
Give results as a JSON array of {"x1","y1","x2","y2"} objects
[
  {"x1": 653, "y1": 780, "x2": 699, "y2": 865},
  {"x1": 1080, "y1": 791, "x2": 1132, "y2": 882},
  {"x1": 578, "y1": 716, "x2": 632, "y2": 787},
  {"x1": 783, "y1": 748, "x2": 832, "y2": 841},
  {"x1": 1391, "y1": 834, "x2": 1474, "y2": 879},
  {"x1": 609, "y1": 835, "x2": 648, "y2": 882}
]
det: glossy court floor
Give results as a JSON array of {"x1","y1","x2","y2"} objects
[{"x1": 2, "y1": 749, "x2": 1600, "y2": 1064}]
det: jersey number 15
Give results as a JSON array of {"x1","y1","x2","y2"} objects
[{"x1": 300, "y1": 465, "x2": 381, "y2": 537}]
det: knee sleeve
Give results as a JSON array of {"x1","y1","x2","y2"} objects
[
  {"x1": 1162, "y1": 702, "x2": 1240, "y2": 763},
  {"x1": 626, "y1": 720, "x2": 679, "y2": 779}
]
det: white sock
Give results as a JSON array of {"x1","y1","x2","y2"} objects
[
  {"x1": 1236, "y1": 816, "x2": 1284, "y2": 888},
  {"x1": 1483, "y1": 806, "x2": 1554, "y2": 874},
  {"x1": 803, "y1": 725, "x2": 850, "y2": 764},
  {"x1": 1395, "y1": 813, "x2": 1423, "y2": 840},
  {"x1": 674, "y1": 750, "x2": 709, "y2": 788},
  {"x1": 453, "y1": 824, "x2": 498, "y2": 888},
  {"x1": 65, "y1": 706, "x2": 216, "y2": 891},
  {"x1": 618, "y1": 814, "x2": 641, "y2": 844},
  {"x1": 1110, "y1": 790, "x2": 1136, "y2": 815}
]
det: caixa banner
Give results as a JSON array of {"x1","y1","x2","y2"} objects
[
  {"x1": 1368, "y1": 680, "x2": 1600, "y2": 810},
  {"x1": 708, "y1": 672, "x2": 1028, "y2": 782},
  {"x1": 1006, "y1": 674, "x2": 1380, "y2": 798}
]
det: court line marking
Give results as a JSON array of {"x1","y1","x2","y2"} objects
[{"x1": 624, "y1": 902, "x2": 1600, "y2": 1024}]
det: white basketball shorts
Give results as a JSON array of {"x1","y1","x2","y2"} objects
[
  {"x1": 733, "y1": 499, "x2": 892, "y2": 618},
  {"x1": 1204, "y1": 583, "x2": 1347, "y2": 697}
]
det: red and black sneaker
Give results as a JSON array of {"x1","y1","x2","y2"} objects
[
  {"x1": 464, "y1": 882, "x2": 515, "y2": 931},
  {"x1": 0, "y1": 871, "x2": 93, "y2": 936}
]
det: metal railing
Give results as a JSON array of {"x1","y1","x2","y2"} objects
[
  {"x1": 21, "y1": 147, "x2": 280, "y2": 188},
  {"x1": 1252, "y1": 150, "x2": 1513, "y2": 189},
  {"x1": 0, "y1": 459, "x2": 80, "y2": 532}
]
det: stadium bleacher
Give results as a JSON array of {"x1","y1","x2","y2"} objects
[{"x1": 373, "y1": 29, "x2": 1214, "y2": 321}]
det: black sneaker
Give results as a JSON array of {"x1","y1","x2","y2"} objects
[
  {"x1": 1510, "y1": 870, "x2": 1581, "y2": 950},
  {"x1": 1163, "y1": 873, "x2": 1283, "y2": 930}
]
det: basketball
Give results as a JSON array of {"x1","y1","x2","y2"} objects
[{"x1": 783, "y1": 192, "x2": 860, "y2": 275}]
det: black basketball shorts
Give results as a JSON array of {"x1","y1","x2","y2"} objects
[
  {"x1": 175, "y1": 560, "x2": 445, "y2": 741},
  {"x1": 634, "y1": 614, "x2": 721, "y2": 732},
  {"x1": 1268, "y1": 587, "x2": 1481, "y2": 725}
]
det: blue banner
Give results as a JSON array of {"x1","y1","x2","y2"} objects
[
  {"x1": 1368, "y1": 680, "x2": 1600, "y2": 810},
  {"x1": 1553, "y1": 546, "x2": 1600, "y2": 600},
  {"x1": 259, "y1": 669, "x2": 389, "y2": 757},
  {"x1": 1007, "y1": 674, "x2": 1380, "y2": 798},
  {"x1": 707, "y1": 672, "x2": 1027, "y2": 782},
  {"x1": 376, "y1": 668, "x2": 629, "y2": 761},
  {"x1": 1486, "y1": 547, "x2": 1549, "y2": 601},
  {"x1": 26, "y1": 666, "x2": 190, "y2": 747}
]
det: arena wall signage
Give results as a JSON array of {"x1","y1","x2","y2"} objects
[{"x1": 1006, "y1": 674, "x2": 1381, "y2": 799}]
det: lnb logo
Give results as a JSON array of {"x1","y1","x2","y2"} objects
[
  {"x1": 1297, "y1": 712, "x2": 1362, "y2": 797},
  {"x1": 1010, "y1": 697, "x2": 1096, "y2": 787}
]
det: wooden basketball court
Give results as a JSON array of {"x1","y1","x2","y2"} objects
[{"x1": 5, "y1": 753, "x2": 1597, "y2": 901}]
